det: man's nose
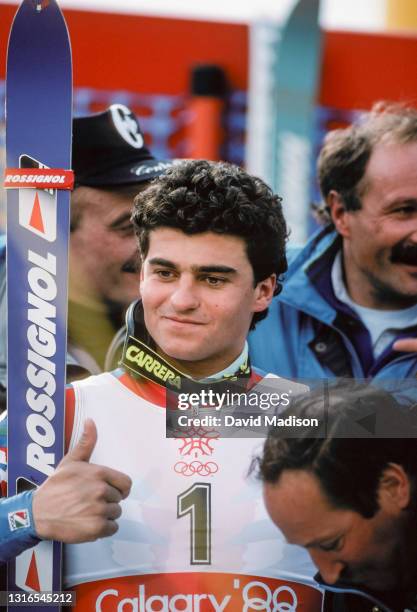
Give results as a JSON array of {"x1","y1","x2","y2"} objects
[
  {"x1": 309, "y1": 550, "x2": 345, "y2": 585},
  {"x1": 170, "y1": 278, "x2": 200, "y2": 311}
]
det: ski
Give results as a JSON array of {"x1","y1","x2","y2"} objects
[
  {"x1": 270, "y1": 0, "x2": 322, "y2": 244},
  {"x1": 5, "y1": 0, "x2": 72, "y2": 608},
  {"x1": 246, "y1": 0, "x2": 322, "y2": 244}
]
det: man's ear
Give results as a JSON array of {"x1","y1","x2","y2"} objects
[
  {"x1": 327, "y1": 190, "x2": 351, "y2": 239},
  {"x1": 252, "y1": 274, "x2": 276, "y2": 314},
  {"x1": 378, "y1": 463, "x2": 411, "y2": 513}
]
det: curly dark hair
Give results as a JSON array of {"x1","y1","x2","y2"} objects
[
  {"x1": 256, "y1": 382, "x2": 417, "y2": 518},
  {"x1": 131, "y1": 159, "x2": 288, "y2": 328},
  {"x1": 316, "y1": 101, "x2": 417, "y2": 223}
]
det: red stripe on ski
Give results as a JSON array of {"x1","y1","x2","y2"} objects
[
  {"x1": 29, "y1": 192, "x2": 45, "y2": 233},
  {"x1": 25, "y1": 551, "x2": 41, "y2": 592}
]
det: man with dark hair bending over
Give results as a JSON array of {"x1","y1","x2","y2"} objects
[{"x1": 257, "y1": 383, "x2": 417, "y2": 612}]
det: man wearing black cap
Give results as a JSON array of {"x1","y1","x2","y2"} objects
[
  {"x1": 66, "y1": 103, "x2": 174, "y2": 376},
  {"x1": 0, "y1": 103, "x2": 174, "y2": 391}
]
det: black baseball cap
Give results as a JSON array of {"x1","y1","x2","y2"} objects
[{"x1": 72, "y1": 103, "x2": 175, "y2": 187}]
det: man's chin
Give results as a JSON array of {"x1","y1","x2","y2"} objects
[
  {"x1": 371, "y1": 273, "x2": 417, "y2": 307},
  {"x1": 162, "y1": 346, "x2": 208, "y2": 365}
]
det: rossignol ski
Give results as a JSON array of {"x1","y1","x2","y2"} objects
[{"x1": 5, "y1": 0, "x2": 72, "y2": 607}]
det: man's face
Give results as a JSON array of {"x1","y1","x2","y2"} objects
[
  {"x1": 337, "y1": 140, "x2": 417, "y2": 309},
  {"x1": 69, "y1": 185, "x2": 142, "y2": 311},
  {"x1": 264, "y1": 470, "x2": 408, "y2": 592},
  {"x1": 140, "y1": 228, "x2": 275, "y2": 377}
]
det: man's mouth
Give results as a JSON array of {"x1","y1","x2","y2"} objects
[
  {"x1": 337, "y1": 567, "x2": 395, "y2": 592},
  {"x1": 162, "y1": 316, "x2": 205, "y2": 326}
]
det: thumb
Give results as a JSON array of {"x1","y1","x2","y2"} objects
[
  {"x1": 393, "y1": 338, "x2": 417, "y2": 353},
  {"x1": 66, "y1": 418, "x2": 97, "y2": 463}
]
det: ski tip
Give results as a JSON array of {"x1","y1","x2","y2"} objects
[
  {"x1": 17, "y1": 0, "x2": 56, "y2": 15},
  {"x1": 33, "y1": 0, "x2": 51, "y2": 12}
]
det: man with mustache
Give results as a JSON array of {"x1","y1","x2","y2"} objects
[
  {"x1": 257, "y1": 383, "x2": 417, "y2": 611},
  {"x1": 249, "y1": 102, "x2": 417, "y2": 381}
]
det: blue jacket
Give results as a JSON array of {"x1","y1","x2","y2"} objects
[
  {"x1": 249, "y1": 226, "x2": 417, "y2": 381},
  {"x1": 0, "y1": 412, "x2": 40, "y2": 564}
]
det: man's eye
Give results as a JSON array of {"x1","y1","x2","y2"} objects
[
  {"x1": 204, "y1": 276, "x2": 226, "y2": 286},
  {"x1": 155, "y1": 269, "x2": 174, "y2": 279},
  {"x1": 114, "y1": 224, "x2": 134, "y2": 235},
  {"x1": 394, "y1": 205, "x2": 417, "y2": 216},
  {"x1": 318, "y1": 538, "x2": 343, "y2": 552}
]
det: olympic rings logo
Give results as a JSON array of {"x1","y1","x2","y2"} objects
[
  {"x1": 174, "y1": 461, "x2": 219, "y2": 477},
  {"x1": 242, "y1": 582, "x2": 298, "y2": 612}
]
